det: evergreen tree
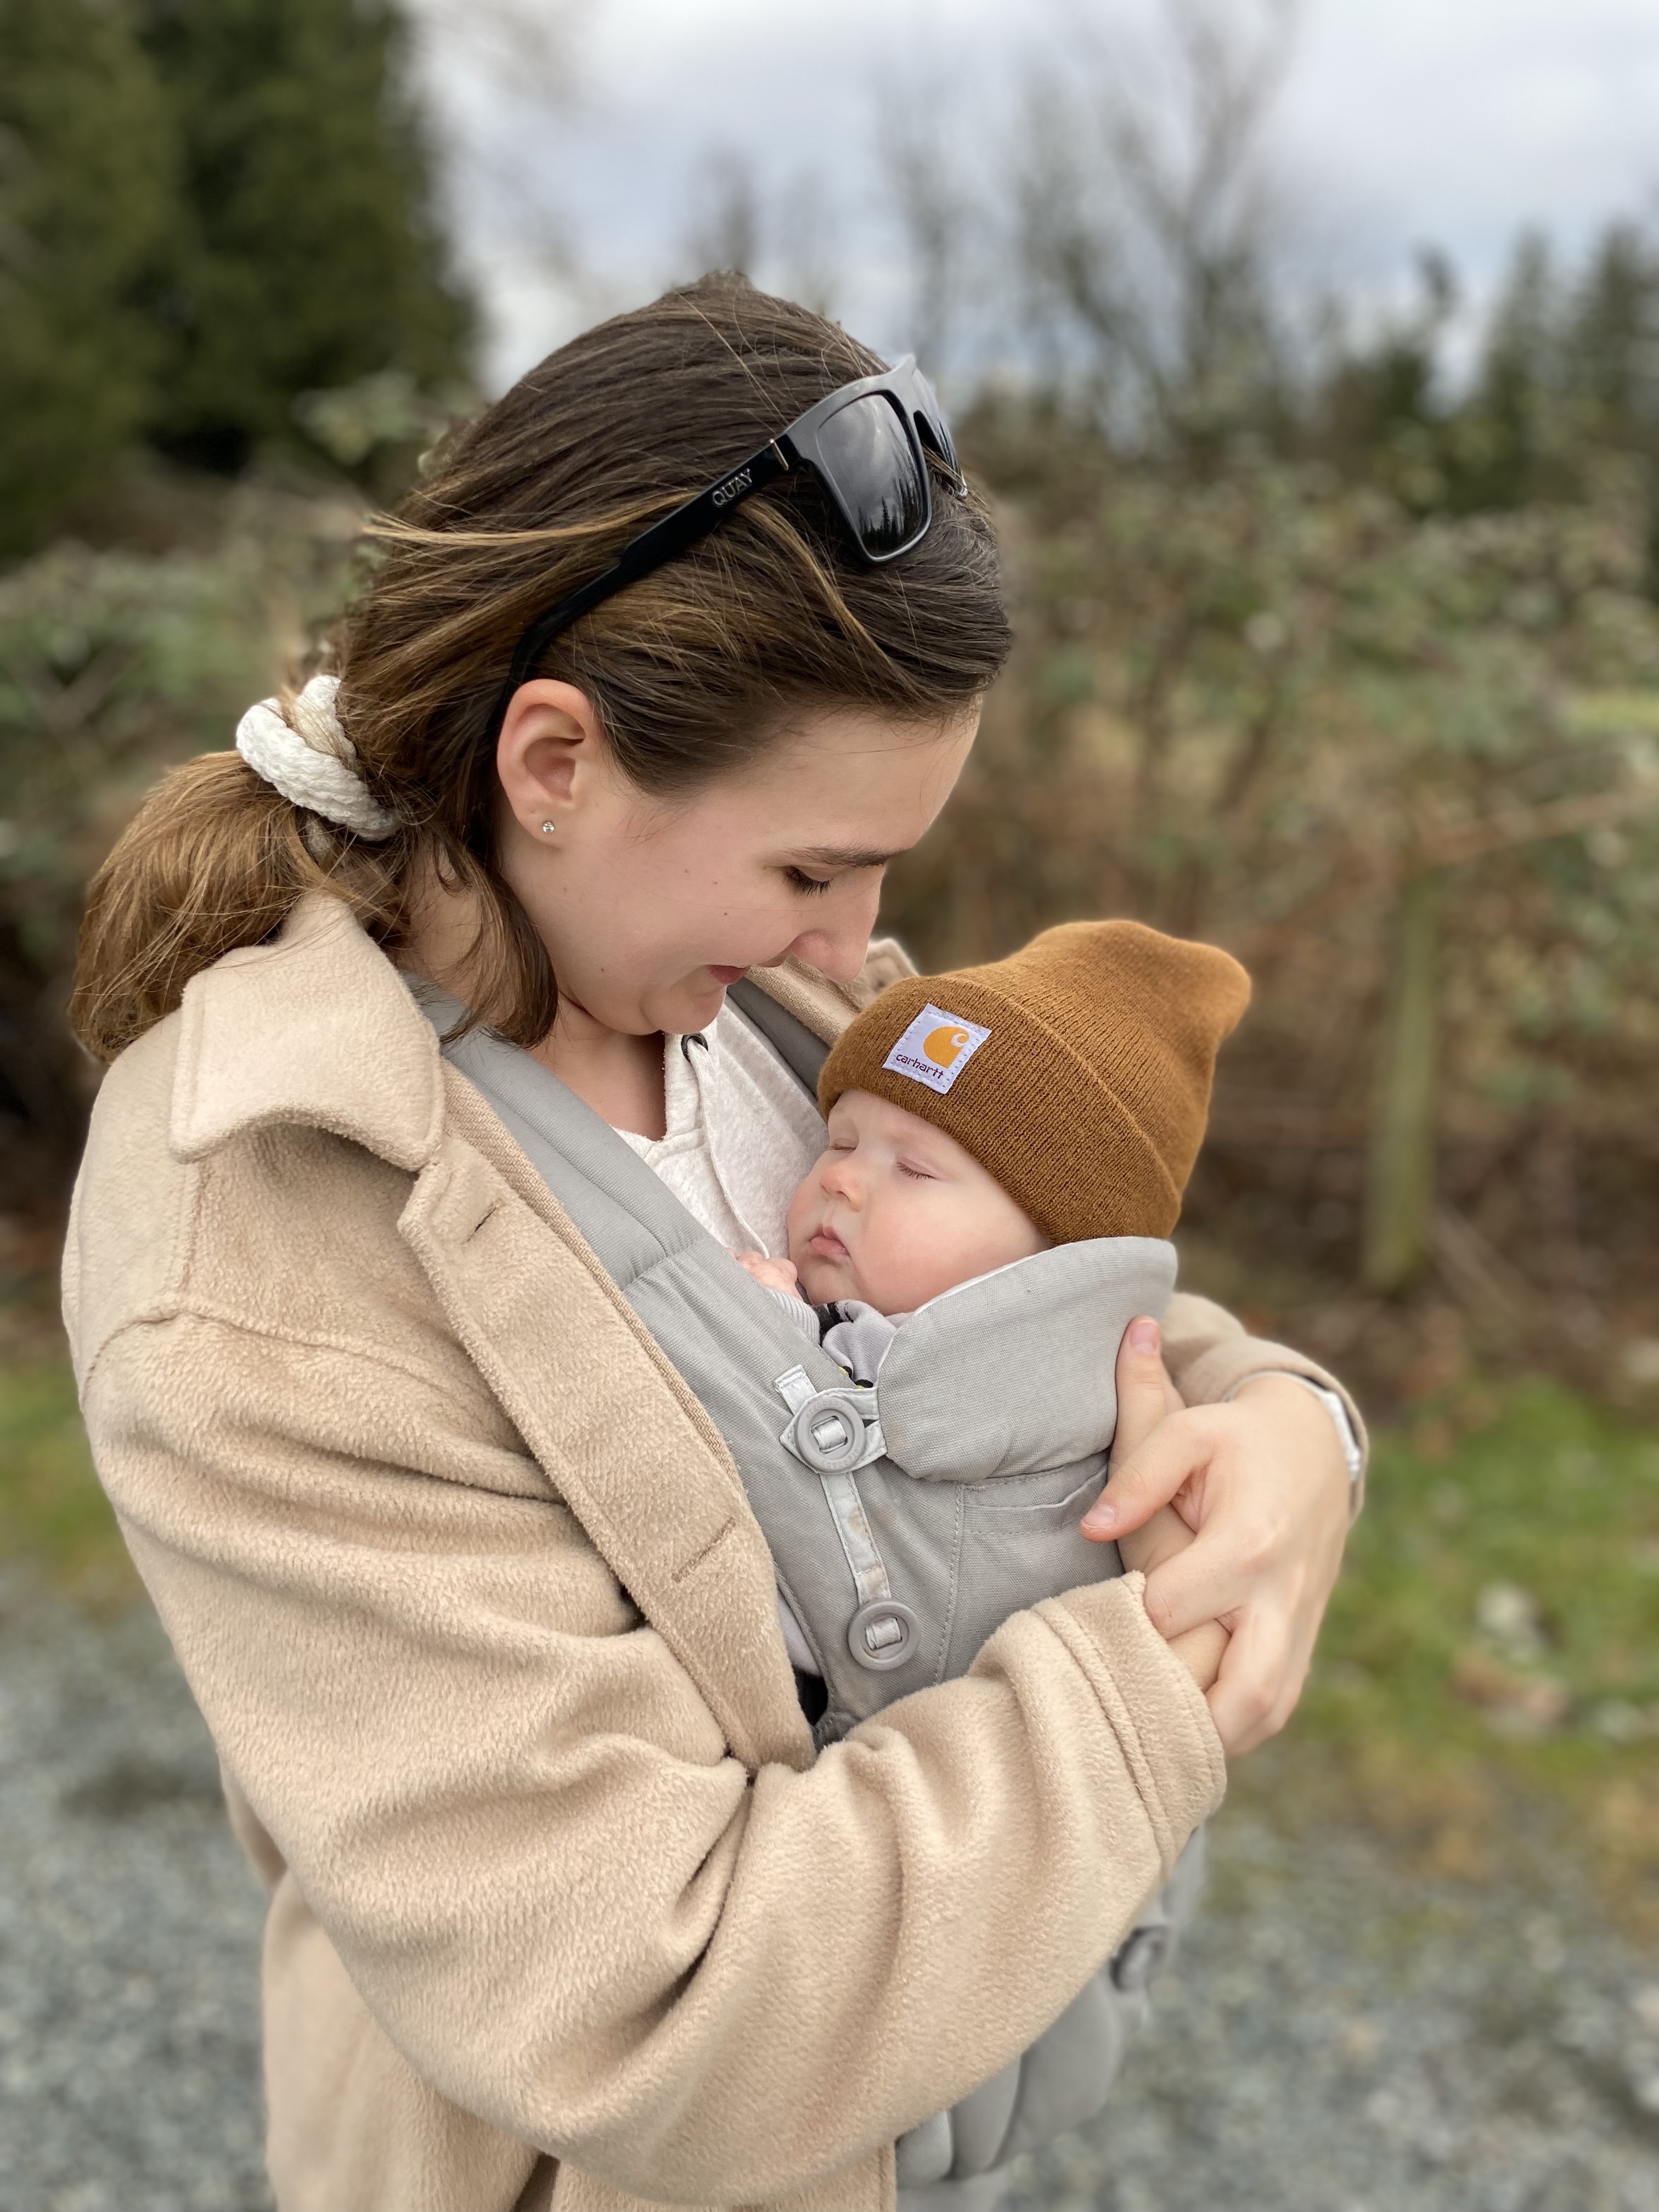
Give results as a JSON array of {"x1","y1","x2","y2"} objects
[
  {"x1": 136, "y1": 0, "x2": 474, "y2": 471},
  {"x1": 1564, "y1": 222, "x2": 1659, "y2": 455},
  {"x1": 0, "y1": 0, "x2": 177, "y2": 555},
  {"x1": 1451, "y1": 228, "x2": 1561, "y2": 510}
]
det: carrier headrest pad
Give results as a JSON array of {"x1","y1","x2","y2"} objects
[{"x1": 873, "y1": 1238, "x2": 1178, "y2": 1483}]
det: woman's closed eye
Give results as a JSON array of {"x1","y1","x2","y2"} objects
[{"x1": 782, "y1": 866, "x2": 835, "y2": 895}]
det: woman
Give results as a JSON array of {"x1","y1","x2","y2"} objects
[{"x1": 64, "y1": 278, "x2": 1360, "y2": 2212}]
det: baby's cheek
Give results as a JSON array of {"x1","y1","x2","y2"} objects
[{"x1": 783, "y1": 1184, "x2": 815, "y2": 1267}]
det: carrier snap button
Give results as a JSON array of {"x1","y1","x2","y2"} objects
[
  {"x1": 1110, "y1": 1925, "x2": 1169, "y2": 1993},
  {"x1": 848, "y1": 1599, "x2": 919, "y2": 1672},
  {"x1": 789, "y1": 1390, "x2": 872, "y2": 1473}
]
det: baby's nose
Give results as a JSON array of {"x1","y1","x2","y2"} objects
[{"x1": 821, "y1": 1155, "x2": 861, "y2": 1204}]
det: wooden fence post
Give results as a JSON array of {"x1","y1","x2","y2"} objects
[{"x1": 1363, "y1": 866, "x2": 1442, "y2": 1293}]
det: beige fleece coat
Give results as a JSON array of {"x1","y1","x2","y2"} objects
[{"x1": 62, "y1": 894, "x2": 1356, "y2": 2212}]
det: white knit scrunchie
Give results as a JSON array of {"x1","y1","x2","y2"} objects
[{"x1": 234, "y1": 674, "x2": 399, "y2": 840}]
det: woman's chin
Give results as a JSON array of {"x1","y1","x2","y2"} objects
[{"x1": 641, "y1": 978, "x2": 730, "y2": 1036}]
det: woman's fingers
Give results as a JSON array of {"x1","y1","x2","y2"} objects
[
  {"x1": 1205, "y1": 1598, "x2": 1308, "y2": 1756},
  {"x1": 1082, "y1": 1332, "x2": 1202, "y2": 1542},
  {"x1": 1143, "y1": 1377, "x2": 1351, "y2": 1751},
  {"x1": 1082, "y1": 1426, "x2": 1206, "y2": 1541},
  {"x1": 1109, "y1": 1317, "x2": 1173, "y2": 1464},
  {"x1": 1137, "y1": 1523, "x2": 1252, "y2": 1641}
]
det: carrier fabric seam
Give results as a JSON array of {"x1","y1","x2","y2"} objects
[{"x1": 932, "y1": 1484, "x2": 967, "y2": 1683}]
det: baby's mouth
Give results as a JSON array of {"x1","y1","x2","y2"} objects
[{"x1": 807, "y1": 1226, "x2": 850, "y2": 1264}]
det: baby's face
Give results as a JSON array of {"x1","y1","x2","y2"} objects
[{"x1": 787, "y1": 1089, "x2": 1049, "y2": 1313}]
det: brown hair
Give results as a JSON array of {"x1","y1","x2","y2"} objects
[{"x1": 71, "y1": 275, "x2": 1011, "y2": 1059}]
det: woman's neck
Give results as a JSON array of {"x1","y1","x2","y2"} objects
[
  {"x1": 531, "y1": 1002, "x2": 667, "y2": 1139},
  {"x1": 399, "y1": 866, "x2": 669, "y2": 1139}
]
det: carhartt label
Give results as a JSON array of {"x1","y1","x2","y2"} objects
[{"x1": 882, "y1": 1003, "x2": 991, "y2": 1095}]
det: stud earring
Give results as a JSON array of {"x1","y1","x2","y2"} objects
[{"x1": 540, "y1": 820, "x2": 556, "y2": 834}]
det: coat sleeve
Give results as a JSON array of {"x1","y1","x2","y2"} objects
[
  {"x1": 1159, "y1": 1289, "x2": 1368, "y2": 1502},
  {"x1": 78, "y1": 1313, "x2": 1223, "y2": 2207}
]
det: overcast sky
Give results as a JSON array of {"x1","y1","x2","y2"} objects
[{"x1": 419, "y1": 0, "x2": 1659, "y2": 392}]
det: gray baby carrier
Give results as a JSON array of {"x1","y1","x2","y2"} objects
[{"x1": 421, "y1": 983, "x2": 1206, "y2": 2192}]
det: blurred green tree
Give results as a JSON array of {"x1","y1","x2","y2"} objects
[
  {"x1": 0, "y1": 0, "x2": 473, "y2": 556},
  {"x1": 0, "y1": 0, "x2": 177, "y2": 556},
  {"x1": 135, "y1": 0, "x2": 475, "y2": 473},
  {"x1": 1312, "y1": 222, "x2": 1659, "y2": 552}
]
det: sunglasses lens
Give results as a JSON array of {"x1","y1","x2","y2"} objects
[
  {"x1": 912, "y1": 371, "x2": 961, "y2": 475},
  {"x1": 816, "y1": 393, "x2": 928, "y2": 557}
]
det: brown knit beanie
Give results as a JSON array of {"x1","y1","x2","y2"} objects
[{"x1": 817, "y1": 921, "x2": 1250, "y2": 1244}]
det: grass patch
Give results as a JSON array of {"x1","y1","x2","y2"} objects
[
  {"x1": 0, "y1": 1352, "x2": 135, "y2": 1602},
  {"x1": 1254, "y1": 1376, "x2": 1659, "y2": 1917}
]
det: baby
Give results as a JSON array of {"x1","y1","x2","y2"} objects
[{"x1": 736, "y1": 917, "x2": 1252, "y2": 1678}]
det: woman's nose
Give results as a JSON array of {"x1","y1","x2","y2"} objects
[{"x1": 788, "y1": 880, "x2": 884, "y2": 984}]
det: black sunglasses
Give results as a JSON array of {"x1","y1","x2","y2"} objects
[{"x1": 503, "y1": 355, "x2": 965, "y2": 692}]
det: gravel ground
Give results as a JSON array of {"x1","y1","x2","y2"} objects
[{"x1": 5, "y1": 1576, "x2": 1659, "y2": 2212}]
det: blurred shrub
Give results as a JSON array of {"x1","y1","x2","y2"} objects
[
  {"x1": 0, "y1": 492, "x2": 357, "y2": 1212},
  {"x1": 887, "y1": 415, "x2": 1659, "y2": 1374}
]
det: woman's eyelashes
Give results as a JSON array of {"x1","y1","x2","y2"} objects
[{"x1": 782, "y1": 866, "x2": 835, "y2": 895}]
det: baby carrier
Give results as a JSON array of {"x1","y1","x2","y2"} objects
[{"x1": 420, "y1": 981, "x2": 1206, "y2": 2192}]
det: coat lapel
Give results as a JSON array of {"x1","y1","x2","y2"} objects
[{"x1": 403, "y1": 1077, "x2": 816, "y2": 1774}]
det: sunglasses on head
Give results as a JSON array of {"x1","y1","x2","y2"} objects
[{"x1": 504, "y1": 355, "x2": 965, "y2": 691}]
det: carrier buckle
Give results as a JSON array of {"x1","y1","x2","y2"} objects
[
  {"x1": 848, "y1": 1599, "x2": 919, "y2": 1671},
  {"x1": 772, "y1": 1367, "x2": 886, "y2": 1472}
]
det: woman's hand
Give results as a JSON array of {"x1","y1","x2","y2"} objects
[
  {"x1": 1081, "y1": 1318, "x2": 1352, "y2": 1756},
  {"x1": 1115, "y1": 1502, "x2": 1231, "y2": 1696}
]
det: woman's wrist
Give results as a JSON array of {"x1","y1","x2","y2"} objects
[{"x1": 1228, "y1": 1369, "x2": 1364, "y2": 1506}]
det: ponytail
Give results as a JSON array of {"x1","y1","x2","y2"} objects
[{"x1": 70, "y1": 752, "x2": 400, "y2": 1061}]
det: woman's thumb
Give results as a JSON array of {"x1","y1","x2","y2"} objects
[{"x1": 1081, "y1": 1316, "x2": 1172, "y2": 1541}]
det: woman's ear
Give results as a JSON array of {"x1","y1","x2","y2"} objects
[{"x1": 496, "y1": 680, "x2": 609, "y2": 836}]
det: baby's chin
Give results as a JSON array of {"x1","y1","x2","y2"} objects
[{"x1": 793, "y1": 1255, "x2": 855, "y2": 1306}]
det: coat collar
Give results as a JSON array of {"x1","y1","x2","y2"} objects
[{"x1": 170, "y1": 892, "x2": 444, "y2": 1170}]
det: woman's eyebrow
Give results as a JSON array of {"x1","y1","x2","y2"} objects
[{"x1": 787, "y1": 844, "x2": 900, "y2": 869}]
